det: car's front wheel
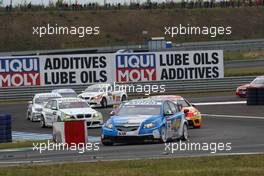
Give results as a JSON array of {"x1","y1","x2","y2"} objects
[
  {"x1": 40, "y1": 115, "x2": 46, "y2": 128},
  {"x1": 160, "y1": 126, "x2": 168, "y2": 143},
  {"x1": 26, "y1": 112, "x2": 30, "y2": 120},
  {"x1": 121, "y1": 95, "x2": 126, "y2": 102},
  {"x1": 101, "y1": 98, "x2": 107, "y2": 108},
  {"x1": 181, "y1": 123, "x2": 188, "y2": 141}
]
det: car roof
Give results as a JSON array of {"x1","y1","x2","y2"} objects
[
  {"x1": 125, "y1": 99, "x2": 164, "y2": 106},
  {"x1": 55, "y1": 97, "x2": 85, "y2": 103},
  {"x1": 150, "y1": 95, "x2": 184, "y2": 101},
  {"x1": 34, "y1": 93, "x2": 61, "y2": 98},
  {"x1": 52, "y1": 89, "x2": 76, "y2": 93}
]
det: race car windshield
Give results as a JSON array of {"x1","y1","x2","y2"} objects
[
  {"x1": 251, "y1": 78, "x2": 264, "y2": 84},
  {"x1": 85, "y1": 84, "x2": 109, "y2": 92},
  {"x1": 59, "y1": 101, "x2": 89, "y2": 109},
  {"x1": 59, "y1": 92, "x2": 77, "y2": 98},
  {"x1": 34, "y1": 97, "x2": 60, "y2": 104},
  {"x1": 116, "y1": 105, "x2": 161, "y2": 116}
]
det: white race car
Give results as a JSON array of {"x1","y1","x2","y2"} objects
[
  {"x1": 27, "y1": 93, "x2": 62, "y2": 122},
  {"x1": 51, "y1": 89, "x2": 77, "y2": 98},
  {"x1": 78, "y1": 83, "x2": 127, "y2": 108},
  {"x1": 40, "y1": 98, "x2": 103, "y2": 128}
]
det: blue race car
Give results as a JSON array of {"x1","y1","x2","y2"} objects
[{"x1": 101, "y1": 99, "x2": 188, "y2": 145}]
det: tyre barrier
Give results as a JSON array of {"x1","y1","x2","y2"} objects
[
  {"x1": 247, "y1": 87, "x2": 264, "y2": 105},
  {"x1": 0, "y1": 114, "x2": 12, "y2": 143}
]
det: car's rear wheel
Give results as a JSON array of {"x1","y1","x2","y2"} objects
[
  {"x1": 101, "y1": 136, "x2": 113, "y2": 146},
  {"x1": 181, "y1": 123, "x2": 188, "y2": 141},
  {"x1": 40, "y1": 115, "x2": 46, "y2": 128},
  {"x1": 101, "y1": 98, "x2": 107, "y2": 108},
  {"x1": 160, "y1": 126, "x2": 168, "y2": 143}
]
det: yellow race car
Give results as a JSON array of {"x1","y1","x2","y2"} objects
[{"x1": 149, "y1": 95, "x2": 202, "y2": 128}]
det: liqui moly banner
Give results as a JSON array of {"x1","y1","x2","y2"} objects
[{"x1": 0, "y1": 50, "x2": 224, "y2": 88}]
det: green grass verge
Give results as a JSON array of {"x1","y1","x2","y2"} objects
[
  {"x1": 0, "y1": 8, "x2": 264, "y2": 52},
  {"x1": 0, "y1": 155, "x2": 263, "y2": 175},
  {"x1": 0, "y1": 140, "x2": 48, "y2": 150},
  {"x1": 225, "y1": 51, "x2": 264, "y2": 61},
  {"x1": 225, "y1": 67, "x2": 264, "y2": 77}
]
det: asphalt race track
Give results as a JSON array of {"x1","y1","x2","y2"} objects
[{"x1": 0, "y1": 95, "x2": 264, "y2": 165}]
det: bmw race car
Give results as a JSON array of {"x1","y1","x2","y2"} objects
[
  {"x1": 27, "y1": 93, "x2": 62, "y2": 122},
  {"x1": 78, "y1": 83, "x2": 127, "y2": 108},
  {"x1": 51, "y1": 89, "x2": 77, "y2": 98},
  {"x1": 150, "y1": 95, "x2": 202, "y2": 128},
  {"x1": 101, "y1": 99, "x2": 188, "y2": 145},
  {"x1": 40, "y1": 98, "x2": 103, "y2": 128},
  {"x1": 236, "y1": 76, "x2": 264, "y2": 98}
]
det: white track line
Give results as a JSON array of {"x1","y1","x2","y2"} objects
[
  {"x1": 202, "y1": 114, "x2": 264, "y2": 120},
  {"x1": 194, "y1": 101, "x2": 246, "y2": 106}
]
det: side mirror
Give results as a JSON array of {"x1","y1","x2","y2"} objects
[{"x1": 110, "y1": 111, "x2": 115, "y2": 116}]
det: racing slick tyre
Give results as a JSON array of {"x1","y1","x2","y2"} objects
[
  {"x1": 121, "y1": 95, "x2": 126, "y2": 102},
  {"x1": 181, "y1": 123, "x2": 189, "y2": 141},
  {"x1": 160, "y1": 126, "x2": 168, "y2": 143},
  {"x1": 26, "y1": 112, "x2": 30, "y2": 121},
  {"x1": 101, "y1": 138, "x2": 114, "y2": 146},
  {"x1": 101, "y1": 98, "x2": 107, "y2": 108},
  {"x1": 40, "y1": 115, "x2": 47, "y2": 128},
  {"x1": 57, "y1": 116, "x2": 62, "y2": 122}
]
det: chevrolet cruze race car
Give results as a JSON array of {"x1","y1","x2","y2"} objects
[
  {"x1": 40, "y1": 98, "x2": 103, "y2": 128},
  {"x1": 51, "y1": 89, "x2": 77, "y2": 98},
  {"x1": 78, "y1": 83, "x2": 127, "y2": 108},
  {"x1": 150, "y1": 95, "x2": 202, "y2": 128},
  {"x1": 101, "y1": 99, "x2": 188, "y2": 145},
  {"x1": 236, "y1": 76, "x2": 264, "y2": 97},
  {"x1": 27, "y1": 93, "x2": 62, "y2": 122}
]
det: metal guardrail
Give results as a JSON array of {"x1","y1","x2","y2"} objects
[
  {"x1": 0, "y1": 39, "x2": 263, "y2": 56},
  {"x1": 0, "y1": 76, "x2": 255, "y2": 100}
]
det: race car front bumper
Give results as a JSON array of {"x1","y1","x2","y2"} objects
[{"x1": 101, "y1": 127, "x2": 161, "y2": 143}]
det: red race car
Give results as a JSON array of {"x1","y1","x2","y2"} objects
[{"x1": 236, "y1": 76, "x2": 264, "y2": 98}]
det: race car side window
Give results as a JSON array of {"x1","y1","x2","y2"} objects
[
  {"x1": 163, "y1": 102, "x2": 173, "y2": 115},
  {"x1": 45, "y1": 101, "x2": 52, "y2": 109},
  {"x1": 178, "y1": 99, "x2": 190, "y2": 107},
  {"x1": 51, "y1": 100, "x2": 58, "y2": 110},
  {"x1": 168, "y1": 101, "x2": 177, "y2": 113}
]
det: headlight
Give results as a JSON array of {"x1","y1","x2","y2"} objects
[
  {"x1": 105, "y1": 121, "x2": 113, "y2": 129},
  {"x1": 93, "y1": 112, "x2": 103, "y2": 119},
  {"x1": 62, "y1": 113, "x2": 71, "y2": 119},
  {"x1": 94, "y1": 95, "x2": 102, "y2": 99},
  {"x1": 144, "y1": 122, "x2": 155, "y2": 128},
  {"x1": 143, "y1": 119, "x2": 161, "y2": 128}
]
